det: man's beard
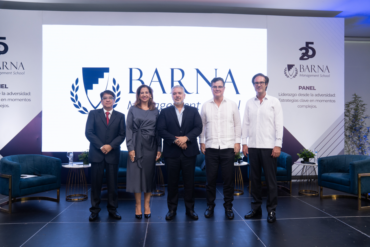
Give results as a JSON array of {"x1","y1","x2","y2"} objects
[{"x1": 174, "y1": 100, "x2": 184, "y2": 106}]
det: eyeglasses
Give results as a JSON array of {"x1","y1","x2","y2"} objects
[
  {"x1": 212, "y1": 86, "x2": 224, "y2": 89},
  {"x1": 102, "y1": 97, "x2": 114, "y2": 100},
  {"x1": 253, "y1": 82, "x2": 265, "y2": 85}
]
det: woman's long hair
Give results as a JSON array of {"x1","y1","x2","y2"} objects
[{"x1": 134, "y1": 85, "x2": 156, "y2": 110}]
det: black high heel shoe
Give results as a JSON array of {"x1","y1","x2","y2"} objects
[
  {"x1": 144, "y1": 214, "x2": 151, "y2": 219},
  {"x1": 135, "y1": 214, "x2": 142, "y2": 219}
]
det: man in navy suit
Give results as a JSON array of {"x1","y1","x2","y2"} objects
[
  {"x1": 85, "y1": 90, "x2": 126, "y2": 221},
  {"x1": 157, "y1": 85, "x2": 203, "y2": 220}
]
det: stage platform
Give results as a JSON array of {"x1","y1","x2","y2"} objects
[{"x1": 1, "y1": 184, "x2": 370, "y2": 247}]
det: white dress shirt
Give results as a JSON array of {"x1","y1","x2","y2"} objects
[
  {"x1": 200, "y1": 98, "x2": 241, "y2": 149},
  {"x1": 103, "y1": 108, "x2": 113, "y2": 119},
  {"x1": 242, "y1": 94, "x2": 283, "y2": 148},
  {"x1": 175, "y1": 106, "x2": 185, "y2": 127}
]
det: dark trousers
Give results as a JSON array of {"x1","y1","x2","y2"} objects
[
  {"x1": 249, "y1": 148, "x2": 278, "y2": 212},
  {"x1": 205, "y1": 148, "x2": 235, "y2": 209},
  {"x1": 165, "y1": 154, "x2": 197, "y2": 212},
  {"x1": 90, "y1": 160, "x2": 119, "y2": 214}
]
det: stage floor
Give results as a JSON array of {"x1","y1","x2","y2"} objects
[{"x1": 1, "y1": 183, "x2": 370, "y2": 247}]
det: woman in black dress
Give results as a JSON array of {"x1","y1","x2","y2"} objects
[{"x1": 126, "y1": 85, "x2": 161, "y2": 219}]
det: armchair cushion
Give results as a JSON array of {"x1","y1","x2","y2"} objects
[
  {"x1": 20, "y1": 175, "x2": 58, "y2": 189},
  {"x1": 118, "y1": 167, "x2": 127, "y2": 177},
  {"x1": 276, "y1": 167, "x2": 288, "y2": 177},
  {"x1": 321, "y1": 173, "x2": 350, "y2": 186},
  {"x1": 195, "y1": 166, "x2": 204, "y2": 177},
  {"x1": 194, "y1": 153, "x2": 206, "y2": 178},
  {"x1": 195, "y1": 154, "x2": 205, "y2": 168}
]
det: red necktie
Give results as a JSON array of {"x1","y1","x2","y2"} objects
[{"x1": 106, "y1": 112, "x2": 110, "y2": 125}]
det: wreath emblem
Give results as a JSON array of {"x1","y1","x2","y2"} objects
[
  {"x1": 112, "y1": 78, "x2": 121, "y2": 109},
  {"x1": 70, "y1": 78, "x2": 89, "y2": 114},
  {"x1": 284, "y1": 67, "x2": 298, "y2": 79},
  {"x1": 70, "y1": 78, "x2": 121, "y2": 114}
]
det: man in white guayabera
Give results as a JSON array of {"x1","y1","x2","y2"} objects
[
  {"x1": 242, "y1": 73, "x2": 283, "y2": 224},
  {"x1": 200, "y1": 77, "x2": 241, "y2": 220}
]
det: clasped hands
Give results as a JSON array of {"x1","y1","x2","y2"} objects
[
  {"x1": 101, "y1": 144, "x2": 112, "y2": 154},
  {"x1": 175, "y1": 136, "x2": 188, "y2": 150}
]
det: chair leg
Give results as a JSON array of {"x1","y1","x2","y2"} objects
[
  {"x1": 0, "y1": 173, "x2": 12, "y2": 214},
  {"x1": 0, "y1": 173, "x2": 61, "y2": 214},
  {"x1": 0, "y1": 192, "x2": 60, "y2": 214},
  {"x1": 320, "y1": 175, "x2": 370, "y2": 211},
  {"x1": 277, "y1": 181, "x2": 292, "y2": 195},
  {"x1": 358, "y1": 173, "x2": 370, "y2": 210}
]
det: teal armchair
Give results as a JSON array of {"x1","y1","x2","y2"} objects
[
  {"x1": 318, "y1": 155, "x2": 370, "y2": 210},
  {"x1": 0, "y1": 154, "x2": 61, "y2": 214}
]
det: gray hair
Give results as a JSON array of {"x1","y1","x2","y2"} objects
[{"x1": 171, "y1": 85, "x2": 185, "y2": 93}]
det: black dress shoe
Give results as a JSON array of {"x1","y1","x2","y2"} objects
[
  {"x1": 186, "y1": 210, "x2": 199, "y2": 220},
  {"x1": 109, "y1": 211, "x2": 122, "y2": 220},
  {"x1": 144, "y1": 214, "x2": 151, "y2": 219},
  {"x1": 204, "y1": 206, "x2": 214, "y2": 218},
  {"x1": 244, "y1": 208, "x2": 262, "y2": 219},
  {"x1": 165, "y1": 211, "x2": 176, "y2": 221},
  {"x1": 267, "y1": 211, "x2": 276, "y2": 223},
  {"x1": 89, "y1": 213, "x2": 99, "y2": 222},
  {"x1": 225, "y1": 209, "x2": 234, "y2": 220},
  {"x1": 135, "y1": 214, "x2": 143, "y2": 219}
]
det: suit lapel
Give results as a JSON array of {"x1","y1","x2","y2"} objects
[
  {"x1": 99, "y1": 109, "x2": 108, "y2": 127},
  {"x1": 109, "y1": 110, "x2": 118, "y2": 126},
  {"x1": 170, "y1": 106, "x2": 181, "y2": 129}
]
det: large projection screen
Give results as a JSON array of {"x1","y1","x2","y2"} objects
[
  {"x1": 0, "y1": 10, "x2": 342, "y2": 162},
  {"x1": 42, "y1": 25, "x2": 267, "y2": 152}
]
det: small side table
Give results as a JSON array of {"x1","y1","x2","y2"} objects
[
  {"x1": 152, "y1": 162, "x2": 165, "y2": 197},
  {"x1": 234, "y1": 161, "x2": 249, "y2": 196},
  {"x1": 62, "y1": 163, "x2": 91, "y2": 202},
  {"x1": 294, "y1": 161, "x2": 318, "y2": 196}
]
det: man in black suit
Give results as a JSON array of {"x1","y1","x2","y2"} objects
[
  {"x1": 157, "y1": 85, "x2": 203, "y2": 220},
  {"x1": 85, "y1": 90, "x2": 126, "y2": 221}
]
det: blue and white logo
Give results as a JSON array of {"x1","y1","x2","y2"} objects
[
  {"x1": 83, "y1": 68, "x2": 109, "y2": 109},
  {"x1": 70, "y1": 67, "x2": 121, "y2": 114}
]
